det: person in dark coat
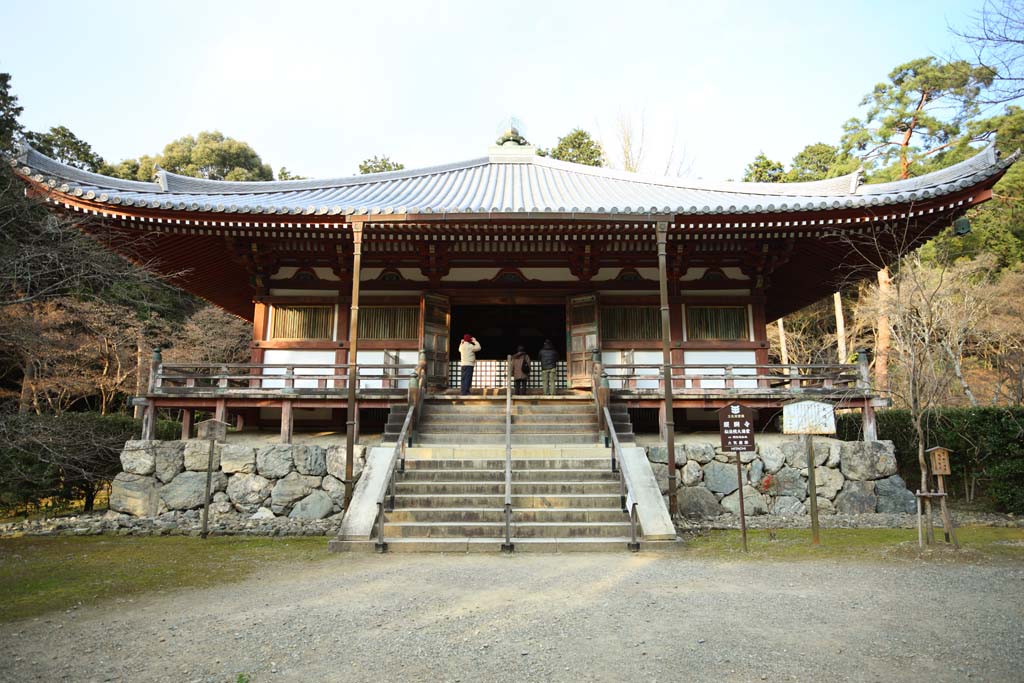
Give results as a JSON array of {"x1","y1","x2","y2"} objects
[
  {"x1": 511, "y1": 345, "x2": 531, "y2": 395},
  {"x1": 538, "y1": 339, "x2": 559, "y2": 395}
]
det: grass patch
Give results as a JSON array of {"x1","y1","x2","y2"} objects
[
  {"x1": 0, "y1": 536, "x2": 331, "y2": 623},
  {"x1": 683, "y1": 526, "x2": 1024, "y2": 562}
]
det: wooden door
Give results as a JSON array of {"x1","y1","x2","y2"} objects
[
  {"x1": 421, "y1": 293, "x2": 450, "y2": 388},
  {"x1": 567, "y1": 293, "x2": 600, "y2": 389}
]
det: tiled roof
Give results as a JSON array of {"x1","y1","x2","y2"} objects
[{"x1": 10, "y1": 140, "x2": 1016, "y2": 218}]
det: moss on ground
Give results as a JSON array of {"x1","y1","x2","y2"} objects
[
  {"x1": 682, "y1": 526, "x2": 1024, "y2": 562},
  {"x1": 0, "y1": 536, "x2": 330, "y2": 623}
]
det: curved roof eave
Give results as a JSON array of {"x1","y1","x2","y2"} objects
[{"x1": 9, "y1": 140, "x2": 1017, "y2": 218}]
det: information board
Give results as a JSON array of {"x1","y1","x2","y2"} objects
[
  {"x1": 718, "y1": 403, "x2": 755, "y2": 452},
  {"x1": 782, "y1": 400, "x2": 836, "y2": 435}
]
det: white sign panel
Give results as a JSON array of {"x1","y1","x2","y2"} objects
[{"x1": 783, "y1": 400, "x2": 836, "y2": 435}]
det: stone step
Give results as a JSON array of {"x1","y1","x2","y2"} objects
[
  {"x1": 422, "y1": 405, "x2": 596, "y2": 415},
  {"x1": 404, "y1": 457, "x2": 613, "y2": 470},
  {"x1": 416, "y1": 433, "x2": 600, "y2": 445},
  {"x1": 393, "y1": 493, "x2": 622, "y2": 508},
  {"x1": 415, "y1": 424, "x2": 598, "y2": 435},
  {"x1": 329, "y1": 537, "x2": 684, "y2": 553},
  {"x1": 385, "y1": 507, "x2": 629, "y2": 523},
  {"x1": 402, "y1": 446, "x2": 612, "y2": 459},
  {"x1": 382, "y1": 521, "x2": 634, "y2": 538},
  {"x1": 414, "y1": 413, "x2": 598, "y2": 425},
  {"x1": 400, "y1": 468, "x2": 618, "y2": 482},
  {"x1": 394, "y1": 481, "x2": 620, "y2": 495}
]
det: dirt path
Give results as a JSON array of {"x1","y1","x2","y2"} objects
[{"x1": 2, "y1": 553, "x2": 1022, "y2": 682}]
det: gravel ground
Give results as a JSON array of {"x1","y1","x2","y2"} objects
[{"x1": 2, "y1": 552, "x2": 1022, "y2": 683}]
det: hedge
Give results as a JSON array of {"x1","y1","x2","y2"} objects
[{"x1": 837, "y1": 407, "x2": 1024, "y2": 511}]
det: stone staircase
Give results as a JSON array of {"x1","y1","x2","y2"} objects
[
  {"x1": 375, "y1": 450, "x2": 644, "y2": 551},
  {"x1": 385, "y1": 396, "x2": 633, "y2": 445},
  {"x1": 339, "y1": 396, "x2": 674, "y2": 552}
]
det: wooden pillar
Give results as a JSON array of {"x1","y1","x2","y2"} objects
[
  {"x1": 657, "y1": 221, "x2": 678, "y2": 515},
  {"x1": 833, "y1": 292, "x2": 848, "y2": 364},
  {"x1": 141, "y1": 348, "x2": 161, "y2": 440},
  {"x1": 181, "y1": 409, "x2": 193, "y2": 440},
  {"x1": 857, "y1": 350, "x2": 877, "y2": 441},
  {"x1": 875, "y1": 268, "x2": 891, "y2": 393},
  {"x1": 214, "y1": 399, "x2": 227, "y2": 424},
  {"x1": 344, "y1": 221, "x2": 364, "y2": 506},
  {"x1": 281, "y1": 400, "x2": 293, "y2": 444}
]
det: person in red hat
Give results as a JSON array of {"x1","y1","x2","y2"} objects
[{"x1": 458, "y1": 334, "x2": 481, "y2": 395}]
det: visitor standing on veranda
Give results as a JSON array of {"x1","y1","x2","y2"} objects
[
  {"x1": 539, "y1": 339, "x2": 558, "y2": 395},
  {"x1": 459, "y1": 334, "x2": 481, "y2": 395},
  {"x1": 511, "y1": 345, "x2": 531, "y2": 395}
]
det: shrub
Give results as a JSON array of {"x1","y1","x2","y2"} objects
[
  {"x1": 988, "y1": 460, "x2": 1024, "y2": 514},
  {"x1": 837, "y1": 407, "x2": 1024, "y2": 501}
]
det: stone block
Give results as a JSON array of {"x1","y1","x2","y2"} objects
[
  {"x1": 294, "y1": 445, "x2": 327, "y2": 476},
  {"x1": 759, "y1": 446, "x2": 786, "y2": 474},
  {"x1": 251, "y1": 507, "x2": 275, "y2": 519},
  {"x1": 834, "y1": 480, "x2": 877, "y2": 514},
  {"x1": 782, "y1": 440, "x2": 829, "y2": 468},
  {"x1": 812, "y1": 466, "x2": 845, "y2": 500},
  {"x1": 677, "y1": 486, "x2": 724, "y2": 519},
  {"x1": 703, "y1": 460, "x2": 739, "y2": 496},
  {"x1": 257, "y1": 444, "x2": 294, "y2": 479},
  {"x1": 220, "y1": 444, "x2": 256, "y2": 474},
  {"x1": 765, "y1": 466, "x2": 806, "y2": 500},
  {"x1": 839, "y1": 441, "x2": 897, "y2": 481},
  {"x1": 772, "y1": 495, "x2": 806, "y2": 516},
  {"x1": 683, "y1": 443, "x2": 716, "y2": 464},
  {"x1": 227, "y1": 474, "x2": 274, "y2": 513},
  {"x1": 271, "y1": 472, "x2": 322, "y2": 514},
  {"x1": 875, "y1": 474, "x2": 916, "y2": 514},
  {"x1": 109, "y1": 472, "x2": 160, "y2": 517},
  {"x1": 816, "y1": 496, "x2": 836, "y2": 515},
  {"x1": 289, "y1": 491, "x2": 333, "y2": 519},
  {"x1": 321, "y1": 475, "x2": 347, "y2": 508},
  {"x1": 153, "y1": 442, "x2": 185, "y2": 483},
  {"x1": 326, "y1": 445, "x2": 364, "y2": 480},
  {"x1": 747, "y1": 460, "x2": 764, "y2": 488},
  {"x1": 183, "y1": 440, "x2": 220, "y2": 472},
  {"x1": 159, "y1": 471, "x2": 227, "y2": 510},
  {"x1": 120, "y1": 441, "x2": 156, "y2": 476},
  {"x1": 721, "y1": 485, "x2": 768, "y2": 516},
  {"x1": 681, "y1": 460, "x2": 703, "y2": 486}
]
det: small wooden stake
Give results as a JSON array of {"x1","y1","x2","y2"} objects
[
  {"x1": 201, "y1": 438, "x2": 215, "y2": 539},
  {"x1": 936, "y1": 474, "x2": 959, "y2": 548},
  {"x1": 735, "y1": 455, "x2": 748, "y2": 552},
  {"x1": 804, "y1": 434, "x2": 820, "y2": 545}
]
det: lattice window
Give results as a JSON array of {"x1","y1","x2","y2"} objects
[
  {"x1": 685, "y1": 306, "x2": 749, "y2": 341},
  {"x1": 358, "y1": 306, "x2": 419, "y2": 340},
  {"x1": 270, "y1": 305, "x2": 335, "y2": 340},
  {"x1": 601, "y1": 306, "x2": 659, "y2": 341}
]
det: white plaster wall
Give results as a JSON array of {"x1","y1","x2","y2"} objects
[
  {"x1": 262, "y1": 350, "x2": 338, "y2": 389},
  {"x1": 682, "y1": 350, "x2": 757, "y2": 389},
  {"x1": 602, "y1": 350, "x2": 661, "y2": 390},
  {"x1": 355, "y1": 350, "x2": 419, "y2": 389}
]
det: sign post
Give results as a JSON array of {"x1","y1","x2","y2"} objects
[
  {"x1": 196, "y1": 418, "x2": 229, "y2": 540},
  {"x1": 926, "y1": 446, "x2": 959, "y2": 548},
  {"x1": 717, "y1": 403, "x2": 756, "y2": 552},
  {"x1": 783, "y1": 400, "x2": 836, "y2": 546}
]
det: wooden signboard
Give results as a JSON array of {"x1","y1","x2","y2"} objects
[
  {"x1": 197, "y1": 418, "x2": 229, "y2": 442},
  {"x1": 927, "y1": 447, "x2": 951, "y2": 476},
  {"x1": 717, "y1": 403, "x2": 756, "y2": 453},
  {"x1": 783, "y1": 400, "x2": 836, "y2": 435}
]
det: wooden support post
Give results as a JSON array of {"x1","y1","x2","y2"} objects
[
  {"x1": 344, "y1": 221, "x2": 364, "y2": 507},
  {"x1": 181, "y1": 409, "x2": 193, "y2": 440},
  {"x1": 142, "y1": 402, "x2": 156, "y2": 440},
  {"x1": 735, "y1": 455, "x2": 748, "y2": 552},
  {"x1": 936, "y1": 474, "x2": 959, "y2": 548},
  {"x1": 235, "y1": 412, "x2": 245, "y2": 432},
  {"x1": 777, "y1": 318, "x2": 789, "y2": 366},
  {"x1": 857, "y1": 350, "x2": 877, "y2": 441},
  {"x1": 804, "y1": 434, "x2": 820, "y2": 545},
  {"x1": 833, "y1": 291, "x2": 847, "y2": 363},
  {"x1": 656, "y1": 221, "x2": 677, "y2": 515},
  {"x1": 214, "y1": 399, "x2": 227, "y2": 424},
  {"x1": 281, "y1": 400, "x2": 294, "y2": 444}
]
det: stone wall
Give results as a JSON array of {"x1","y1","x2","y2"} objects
[
  {"x1": 110, "y1": 440, "x2": 365, "y2": 520},
  {"x1": 648, "y1": 439, "x2": 916, "y2": 519}
]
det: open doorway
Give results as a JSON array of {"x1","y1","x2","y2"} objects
[{"x1": 449, "y1": 304, "x2": 567, "y2": 360}]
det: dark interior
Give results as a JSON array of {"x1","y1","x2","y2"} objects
[{"x1": 450, "y1": 304, "x2": 567, "y2": 360}]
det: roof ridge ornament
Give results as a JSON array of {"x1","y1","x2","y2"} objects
[{"x1": 153, "y1": 164, "x2": 168, "y2": 192}]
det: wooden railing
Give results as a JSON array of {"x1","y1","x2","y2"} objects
[
  {"x1": 601, "y1": 362, "x2": 870, "y2": 395},
  {"x1": 151, "y1": 362, "x2": 419, "y2": 396}
]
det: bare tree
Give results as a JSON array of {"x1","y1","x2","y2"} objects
[
  {"x1": 952, "y1": 0, "x2": 1024, "y2": 104},
  {"x1": 615, "y1": 113, "x2": 646, "y2": 173}
]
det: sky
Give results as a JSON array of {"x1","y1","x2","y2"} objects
[{"x1": 0, "y1": 0, "x2": 990, "y2": 182}]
